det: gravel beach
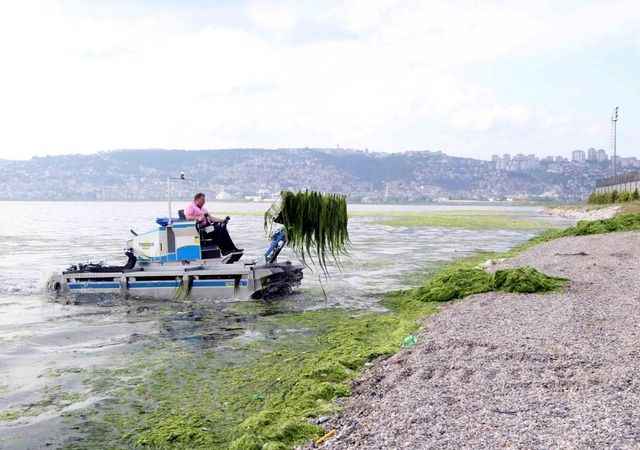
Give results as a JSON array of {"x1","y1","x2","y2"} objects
[{"x1": 319, "y1": 232, "x2": 640, "y2": 449}]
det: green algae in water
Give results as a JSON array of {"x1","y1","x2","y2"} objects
[
  {"x1": 372, "y1": 213, "x2": 548, "y2": 230},
  {"x1": 0, "y1": 385, "x2": 85, "y2": 423},
  {"x1": 66, "y1": 298, "x2": 438, "y2": 450}
]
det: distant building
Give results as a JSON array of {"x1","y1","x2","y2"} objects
[
  {"x1": 491, "y1": 154, "x2": 503, "y2": 170},
  {"x1": 587, "y1": 148, "x2": 597, "y2": 161},
  {"x1": 492, "y1": 153, "x2": 539, "y2": 172},
  {"x1": 620, "y1": 157, "x2": 640, "y2": 168},
  {"x1": 216, "y1": 190, "x2": 233, "y2": 200},
  {"x1": 572, "y1": 150, "x2": 586, "y2": 163},
  {"x1": 597, "y1": 149, "x2": 608, "y2": 162}
]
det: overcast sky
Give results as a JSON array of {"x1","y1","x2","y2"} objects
[{"x1": 0, "y1": 0, "x2": 638, "y2": 160}]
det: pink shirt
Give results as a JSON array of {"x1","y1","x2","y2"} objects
[{"x1": 185, "y1": 201, "x2": 208, "y2": 223}]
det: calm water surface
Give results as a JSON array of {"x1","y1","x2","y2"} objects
[{"x1": 0, "y1": 201, "x2": 568, "y2": 449}]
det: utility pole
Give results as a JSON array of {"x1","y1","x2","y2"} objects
[{"x1": 611, "y1": 106, "x2": 619, "y2": 178}]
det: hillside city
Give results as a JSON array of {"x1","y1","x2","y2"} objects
[{"x1": 0, "y1": 147, "x2": 637, "y2": 203}]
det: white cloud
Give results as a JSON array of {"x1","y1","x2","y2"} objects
[
  {"x1": 0, "y1": 0, "x2": 638, "y2": 159},
  {"x1": 246, "y1": 1, "x2": 297, "y2": 32}
]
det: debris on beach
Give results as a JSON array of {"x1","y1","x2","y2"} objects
[{"x1": 401, "y1": 335, "x2": 417, "y2": 348}]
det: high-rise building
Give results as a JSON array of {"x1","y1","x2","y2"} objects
[
  {"x1": 491, "y1": 154, "x2": 501, "y2": 170},
  {"x1": 572, "y1": 150, "x2": 586, "y2": 162},
  {"x1": 596, "y1": 149, "x2": 608, "y2": 162},
  {"x1": 587, "y1": 148, "x2": 597, "y2": 161}
]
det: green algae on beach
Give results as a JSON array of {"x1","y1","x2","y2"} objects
[
  {"x1": 414, "y1": 258, "x2": 566, "y2": 303},
  {"x1": 415, "y1": 266, "x2": 493, "y2": 302},
  {"x1": 518, "y1": 212, "x2": 640, "y2": 251},
  {"x1": 493, "y1": 267, "x2": 566, "y2": 293}
]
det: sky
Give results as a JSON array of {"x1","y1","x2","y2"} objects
[{"x1": 0, "y1": 0, "x2": 638, "y2": 161}]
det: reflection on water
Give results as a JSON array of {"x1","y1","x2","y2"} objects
[{"x1": 0, "y1": 201, "x2": 568, "y2": 448}]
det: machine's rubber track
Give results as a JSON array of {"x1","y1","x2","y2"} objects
[{"x1": 255, "y1": 265, "x2": 304, "y2": 299}]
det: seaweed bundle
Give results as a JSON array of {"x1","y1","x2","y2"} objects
[
  {"x1": 493, "y1": 267, "x2": 566, "y2": 293},
  {"x1": 265, "y1": 190, "x2": 350, "y2": 274},
  {"x1": 415, "y1": 265, "x2": 566, "y2": 302}
]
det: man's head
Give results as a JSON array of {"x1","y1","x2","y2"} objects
[{"x1": 194, "y1": 192, "x2": 206, "y2": 207}]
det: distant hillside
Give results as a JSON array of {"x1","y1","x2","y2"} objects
[{"x1": 0, "y1": 148, "x2": 621, "y2": 202}]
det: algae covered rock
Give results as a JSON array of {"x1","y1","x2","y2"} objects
[{"x1": 493, "y1": 266, "x2": 566, "y2": 293}]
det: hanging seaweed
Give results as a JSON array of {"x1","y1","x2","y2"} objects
[
  {"x1": 174, "y1": 276, "x2": 192, "y2": 300},
  {"x1": 264, "y1": 190, "x2": 350, "y2": 274}
]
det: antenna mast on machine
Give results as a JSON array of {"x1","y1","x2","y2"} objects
[
  {"x1": 166, "y1": 171, "x2": 187, "y2": 225},
  {"x1": 611, "y1": 106, "x2": 619, "y2": 178}
]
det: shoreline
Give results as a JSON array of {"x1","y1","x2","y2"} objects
[
  {"x1": 0, "y1": 206, "x2": 559, "y2": 450},
  {"x1": 543, "y1": 204, "x2": 620, "y2": 220},
  {"x1": 62, "y1": 214, "x2": 635, "y2": 449},
  {"x1": 6, "y1": 214, "x2": 633, "y2": 449},
  {"x1": 312, "y1": 215, "x2": 640, "y2": 449}
]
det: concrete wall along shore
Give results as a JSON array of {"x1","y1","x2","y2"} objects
[{"x1": 595, "y1": 172, "x2": 640, "y2": 194}]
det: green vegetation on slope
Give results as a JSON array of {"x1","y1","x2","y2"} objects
[
  {"x1": 588, "y1": 189, "x2": 640, "y2": 205},
  {"x1": 520, "y1": 213, "x2": 640, "y2": 251}
]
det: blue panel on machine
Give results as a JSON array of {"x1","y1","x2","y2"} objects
[{"x1": 176, "y1": 245, "x2": 201, "y2": 261}]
